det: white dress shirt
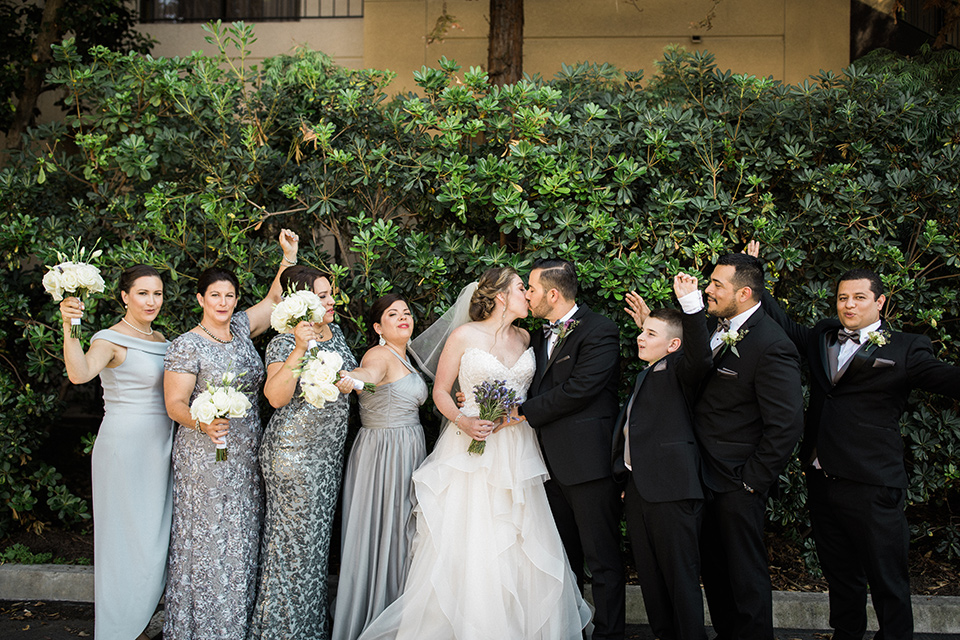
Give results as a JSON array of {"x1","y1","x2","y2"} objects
[
  {"x1": 546, "y1": 304, "x2": 579, "y2": 358},
  {"x1": 708, "y1": 301, "x2": 761, "y2": 351}
]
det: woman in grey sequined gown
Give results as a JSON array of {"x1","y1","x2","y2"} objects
[
  {"x1": 59, "y1": 265, "x2": 171, "y2": 640},
  {"x1": 249, "y1": 267, "x2": 357, "y2": 640},
  {"x1": 163, "y1": 230, "x2": 300, "y2": 640},
  {"x1": 332, "y1": 295, "x2": 428, "y2": 640}
]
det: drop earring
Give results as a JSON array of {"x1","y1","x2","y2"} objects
[{"x1": 378, "y1": 334, "x2": 386, "y2": 346}]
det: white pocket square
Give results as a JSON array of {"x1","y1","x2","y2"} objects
[{"x1": 717, "y1": 367, "x2": 739, "y2": 379}]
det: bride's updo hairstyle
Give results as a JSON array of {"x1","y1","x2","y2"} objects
[{"x1": 469, "y1": 267, "x2": 519, "y2": 321}]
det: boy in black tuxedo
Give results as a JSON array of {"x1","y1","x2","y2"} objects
[
  {"x1": 614, "y1": 273, "x2": 713, "y2": 640},
  {"x1": 747, "y1": 242, "x2": 960, "y2": 640}
]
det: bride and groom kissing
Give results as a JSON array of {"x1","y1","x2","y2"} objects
[{"x1": 357, "y1": 258, "x2": 625, "y2": 640}]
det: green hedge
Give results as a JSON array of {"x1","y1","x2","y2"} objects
[{"x1": 1, "y1": 23, "x2": 958, "y2": 569}]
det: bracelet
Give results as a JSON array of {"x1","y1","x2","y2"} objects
[
  {"x1": 742, "y1": 481, "x2": 756, "y2": 494},
  {"x1": 194, "y1": 419, "x2": 203, "y2": 433},
  {"x1": 281, "y1": 256, "x2": 298, "y2": 266},
  {"x1": 454, "y1": 412, "x2": 463, "y2": 435}
]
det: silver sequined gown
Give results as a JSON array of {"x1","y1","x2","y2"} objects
[
  {"x1": 163, "y1": 311, "x2": 266, "y2": 640},
  {"x1": 331, "y1": 351, "x2": 428, "y2": 640},
  {"x1": 248, "y1": 324, "x2": 357, "y2": 640}
]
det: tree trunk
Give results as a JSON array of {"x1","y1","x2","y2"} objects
[
  {"x1": 6, "y1": 0, "x2": 66, "y2": 151},
  {"x1": 488, "y1": 0, "x2": 523, "y2": 86}
]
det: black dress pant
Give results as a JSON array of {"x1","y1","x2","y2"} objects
[
  {"x1": 699, "y1": 486, "x2": 772, "y2": 640},
  {"x1": 624, "y1": 480, "x2": 706, "y2": 640},
  {"x1": 545, "y1": 475, "x2": 626, "y2": 640},
  {"x1": 807, "y1": 470, "x2": 912, "y2": 640}
]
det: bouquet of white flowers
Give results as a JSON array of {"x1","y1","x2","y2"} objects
[
  {"x1": 189, "y1": 371, "x2": 252, "y2": 462},
  {"x1": 299, "y1": 350, "x2": 346, "y2": 409},
  {"x1": 42, "y1": 242, "x2": 106, "y2": 339},
  {"x1": 270, "y1": 289, "x2": 326, "y2": 351}
]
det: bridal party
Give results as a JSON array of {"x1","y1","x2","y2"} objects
[{"x1": 54, "y1": 228, "x2": 960, "y2": 640}]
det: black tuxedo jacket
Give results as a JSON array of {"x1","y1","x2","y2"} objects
[
  {"x1": 693, "y1": 307, "x2": 804, "y2": 495},
  {"x1": 522, "y1": 305, "x2": 621, "y2": 486},
  {"x1": 612, "y1": 310, "x2": 713, "y2": 502},
  {"x1": 762, "y1": 292, "x2": 960, "y2": 489}
]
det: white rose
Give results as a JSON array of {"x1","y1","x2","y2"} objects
[
  {"x1": 211, "y1": 388, "x2": 232, "y2": 415},
  {"x1": 319, "y1": 383, "x2": 341, "y2": 403},
  {"x1": 42, "y1": 269, "x2": 64, "y2": 301},
  {"x1": 191, "y1": 399, "x2": 218, "y2": 425},
  {"x1": 317, "y1": 351, "x2": 343, "y2": 371},
  {"x1": 58, "y1": 265, "x2": 81, "y2": 292},
  {"x1": 302, "y1": 385, "x2": 327, "y2": 408},
  {"x1": 76, "y1": 264, "x2": 104, "y2": 291},
  {"x1": 226, "y1": 391, "x2": 251, "y2": 418},
  {"x1": 285, "y1": 296, "x2": 309, "y2": 324},
  {"x1": 222, "y1": 371, "x2": 237, "y2": 385}
]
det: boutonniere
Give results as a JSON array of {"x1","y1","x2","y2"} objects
[
  {"x1": 866, "y1": 329, "x2": 888, "y2": 347},
  {"x1": 551, "y1": 319, "x2": 580, "y2": 343},
  {"x1": 719, "y1": 327, "x2": 749, "y2": 357}
]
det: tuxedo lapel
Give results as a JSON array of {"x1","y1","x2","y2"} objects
[{"x1": 542, "y1": 306, "x2": 589, "y2": 375}]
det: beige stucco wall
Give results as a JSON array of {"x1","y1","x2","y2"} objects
[
  {"x1": 132, "y1": 0, "x2": 849, "y2": 90},
  {"x1": 365, "y1": 0, "x2": 851, "y2": 93},
  {"x1": 139, "y1": 19, "x2": 364, "y2": 68}
]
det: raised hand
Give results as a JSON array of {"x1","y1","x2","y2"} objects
[
  {"x1": 744, "y1": 240, "x2": 760, "y2": 258},
  {"x1": 673, "y1": 272, "x2": 699, "y2": 299},
  {"x1": 292, "y1": 320, "x2": 317, "y2": 352},
  {"x1": 624, "y1": 290, "x2": 651, "y2": 330},
  {"x1": 59, "y1": 296, "x2": 84, "y2": 325},
  {"x1": 279, "y1": 228, "x2": 299, "y2": 262}
]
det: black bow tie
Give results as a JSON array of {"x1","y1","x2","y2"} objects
[
  {"x1": 837, "y1": 329, "x2": 861, "y2": 345},
  {"x1": 714, "y1": 318, "x2": 731, "y2": 333},
  {"x1": 543, "y1": 320, "x2": 561, "y2": 338}
]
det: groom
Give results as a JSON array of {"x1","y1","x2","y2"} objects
[{"x1": 518, "y1": 258, "x2": 625, "y2": 640}]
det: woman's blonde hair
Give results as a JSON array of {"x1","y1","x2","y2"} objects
[{"x1": 469, "y1": 267, "x2": 519, "y2": 321}]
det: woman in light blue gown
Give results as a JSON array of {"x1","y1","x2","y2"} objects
[{"x1": 59, "y1": 264, "x2": 172, "y2": 640}]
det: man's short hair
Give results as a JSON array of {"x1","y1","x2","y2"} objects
[
  {"x1": 838, "y1": 268, "x2": 884, "y2": 299},
  {"x1": 648, "y1": 307, "x2": 684, "y2": 341},
  {"x1": 531, "y1": 258, "x2": 578, "y2": 300},
  {"x1": 715, "y1": 253, "x2": 764, "y2": 302}
]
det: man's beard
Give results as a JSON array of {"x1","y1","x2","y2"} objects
[{"x1": 529, "y1": 299, "x2": 552, "y2": 320}]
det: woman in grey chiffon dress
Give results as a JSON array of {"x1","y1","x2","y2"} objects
[
  {"x1": 163, "y1": 230, "x2": 299, "y2": 640},
  {"x1": 59, "y1": 265, "x2": 171, "y2": 640},
  {"x1": 249, "y1": 266, "x2": 357, "y2": 640},
  {"x1": 331, "y1": 294, "x2": 427, "y2": 640}
]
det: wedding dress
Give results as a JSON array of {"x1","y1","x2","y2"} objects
[{"x1": 356, "y1": 346, "x2": 592, "y2": 640}]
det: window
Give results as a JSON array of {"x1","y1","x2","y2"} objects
[{"x1": 140, "y1": 0, "x2": 363, "y2": 23}]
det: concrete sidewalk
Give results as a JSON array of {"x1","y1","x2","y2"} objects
[{"x1": 2, "y1": 563, "x2": 959, "y2": 634}]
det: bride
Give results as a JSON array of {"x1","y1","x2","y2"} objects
[{"x1": 355, "y1": 267, "x2": 591, "y2": 640}]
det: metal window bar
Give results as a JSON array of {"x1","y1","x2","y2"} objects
[
  {"x1": 898, "y1": 0, "x2": 959, "y2": 48},
  {"x1": 140, "y1": 0, "x2": 363, "y2": 22}
]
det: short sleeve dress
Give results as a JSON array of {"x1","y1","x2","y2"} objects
[
  {"x1": 162, "y1": 311, "x2": 266, "y2": 640},
  {"x1": 249, "y1": 324, "x2": 357, "y2": 640}
]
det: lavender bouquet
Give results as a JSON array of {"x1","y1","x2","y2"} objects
[{"x1": 468, "y1": 379, "x2": 519, "y2": 455}]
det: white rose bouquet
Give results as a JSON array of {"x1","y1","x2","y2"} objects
[
  {"x1": 189, "y1": 370, "x2": 252, "y2": 462},
  {"x1": 43, "y1": 241, "x2": 106, "y2": 339},
  {"x1": 270, "y1": 289, "x2": 326, "y2": 352},
  {"x1": 299, "y1": 350, "x2": 346, "y2": 409}
]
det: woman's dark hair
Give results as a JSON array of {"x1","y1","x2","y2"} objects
[
  {"x1": 367, "y1": 293, "x2": 408, "y2": 345},
  {"x1": 197, "y1": 267, "x2": 240, "y2": 296},
  {"x1": 119, "y1": 264, "x2": 162, "y2": 294},
  {"x1": 279, "y1": 265, "x2": 326, "y2": 293}
]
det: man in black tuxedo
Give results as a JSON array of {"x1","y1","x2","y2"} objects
[
  {"x1": 518, "y1": 258, "x2": 624, "y2": 640},
  {"x1": 694, "y1": 253, "x2": 804, "y2": 640},
  {"x1": 613, "y1": 273, "x2": 713, "y2": 640},
  {"x1": 753, "y1": 259, "x2": 960, "y2": 640}
]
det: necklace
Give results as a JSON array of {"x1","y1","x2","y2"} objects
[
  {"x1": 198, "y1": 323, "x2": 233, "y2": 344},
  {"x1": 121, "y1": 317, "x2": 154, "y2": 336}
]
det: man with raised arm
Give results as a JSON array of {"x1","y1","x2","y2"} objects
[{"x1": 694, "y1": 253, "x2": 804, "y2": 640}]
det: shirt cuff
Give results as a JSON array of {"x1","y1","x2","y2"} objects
[{"x1": 677, "y1": 290, "x2": 704, "y2": 314}]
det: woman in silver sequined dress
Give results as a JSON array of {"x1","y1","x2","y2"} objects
[
  {"x1": 331, "y1": 294, "x2": 428, "y2": 640},
  {"x1": 248, "y1": 266, "x2": 357, "y2": 640},
  {"x1": 162, "y1": 230, "x2": 299, "y2": 640}
]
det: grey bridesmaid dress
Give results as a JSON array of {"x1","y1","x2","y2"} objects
[
  {"x1": 90, "y1": 329, "x2": 173, "y2": 640},
  {"x1": 331, "y1": 350, "x2": 427, "y2": 640}
]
